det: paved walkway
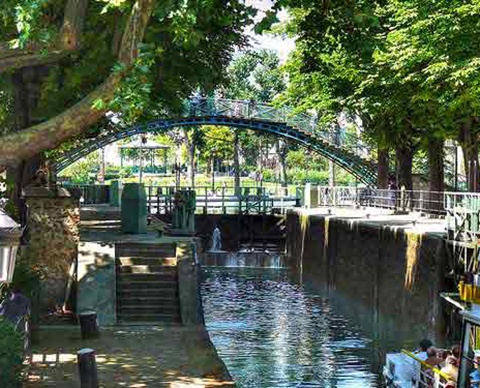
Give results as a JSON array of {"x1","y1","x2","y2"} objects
[
  {"x1": 25, "y1": 326, "x2": 234, "y2": 387},
  {"x1": 298, "y1": 206, "x2": 447, "y2": 236}
]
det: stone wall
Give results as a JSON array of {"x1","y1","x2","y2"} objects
[
  {"x1": 77, "y1": 242, "x2": 116, "y2": 325},
  {"x1": 23, "y1": 186, "x2": 80, "y2": 313},
  {"x1": 177, "y1": 242, "x2": 205, "y2": 325},
  {"x1": 286, "y1": 211, "x2": 448, "y2": 348}
]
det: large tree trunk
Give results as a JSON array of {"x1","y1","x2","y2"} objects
[
  {"x1": 395, "y1": 144, "x2": 413, "y2": 190},
  {"x1": 233, "y1": 130, "x2": 240, "y2": 196},
  {"x1": 458, "y1": 117, "x2": 479, "y2": 192},
  {"x1": 428, "y1": 137, "x2": 444, "y2": 193},
  {"x1": 7, "y1": 66, "x2": 47, "y2": 222},
  {"x1": 0, "y1": 0, "x2": 155, "y2": 166},
  {"x1": 377, "y1": 147, "x2": 389, "y2": 189},
  {"x1": 427, "y1": 137, "x2": 444, "y2": 212}
]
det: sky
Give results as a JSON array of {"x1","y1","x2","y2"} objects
[{"x1": 244, "y1": 0, "x2": 296, "y2": 63}]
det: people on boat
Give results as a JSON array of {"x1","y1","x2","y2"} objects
[
  {"x1": 441, "y1": 356, "x2": 459, "y2": 386},
  {"x1": 425, "y1": 347, "x2": 443, "y2": 368},
  {"x1": 412, "y1": 339, "x2": 433, "y2": 384},
  {"x1": 424, "y1": 347, "x2": 444, "y2": 387},
  {"x1": 416, "y1": 339, "x2": 433, "y2": 360},
  {"x1": 470, "y1": 351, "x2": 480, "y2": 388}
]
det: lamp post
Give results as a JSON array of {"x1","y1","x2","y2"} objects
[{"x1": 0, "y1": 210, "x2": 22, "y2": 284}]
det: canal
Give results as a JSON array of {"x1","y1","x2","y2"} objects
[{"x1": 201, "y1": 267, "x2": 385, "y2": 388}]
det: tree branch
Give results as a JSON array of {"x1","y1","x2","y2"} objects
[
  {"x1": 0, "y1": 0, "x2": 155, "y2": 166},
  {"x1": 0, "y1": 0, "x2": 89, "y2": 74}
]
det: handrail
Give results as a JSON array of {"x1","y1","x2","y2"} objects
[
  {"x1": 53, "y1": 98, "x2": 377, "y2": 186},
  {"x1": 401, "y1": 349, "x2": 453, "y2": 382}
]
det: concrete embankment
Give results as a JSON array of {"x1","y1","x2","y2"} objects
[{"x1": 286, "y1": 208, "x2": 449, "y2": 348}]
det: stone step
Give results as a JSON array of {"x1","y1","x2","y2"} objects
[
  {"x1": 116, "y1": 243, "x2": 176, "y2": 258},
  {"x1": 117, "y1": 283, "x2": 177, "y2": 292},
  {"x1": 118, "y1": 274, "x2": 177, "y2": 283},
  {"x1": 118, "y1": 296, "x2": 179, "y2": 305},
  {"x1": 119, "y1": 265, "x2": 177, "y2": 274},
  {"x1": 117, "y1": 313, "x2": 181, "y2": 323},
  {"x1": 118, "y1": 257, "x2": 177, "y2": 266},
  {"x1": 117, "y1": 305, "x2": 180, "y2": 314},
  {"x1": 119, "y1": 273, "x2": 177, "y2": 282},
  {"x1": 118, "y1": 286, "x2": 177, "y2": 295},
  {"x1": 117, "y1": 287, "x2": 178, "y2": 296}
]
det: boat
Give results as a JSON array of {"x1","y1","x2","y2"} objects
[{"x1": 383, "y1": 292, "x2": 480, "y2": 387}]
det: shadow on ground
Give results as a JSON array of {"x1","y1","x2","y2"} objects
[{"x1": 26, "y1": 326, "x2": 234, "y2": 387}]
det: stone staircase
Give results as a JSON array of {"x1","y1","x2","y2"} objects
[{"x1": 116, "y1": 243, "x2": 181, "y2": 324}]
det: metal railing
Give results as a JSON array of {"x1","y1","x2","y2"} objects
[
  {"x1": 444, "y1": 191, "x2": 480, "y2": 236},
  {"x1": 146, "y1": 185, "x2": 301, "y2": 215},
  {"x1": 183, "y1": 98, "x2": 373, "y2": 159},
  {"x1": 307, "y1": 186, "x2": 446, "y2": 215},
  {"x1": 62, "y1": 184, "x2": 110, "y2": 205}
]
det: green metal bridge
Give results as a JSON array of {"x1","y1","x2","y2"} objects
[{"x1": 53, "y1": 98, "x2": 377, "y2": 185}]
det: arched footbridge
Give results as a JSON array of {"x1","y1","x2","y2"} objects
[{"x1": 53, "y1": 98, "x2": 377, "y2": 185}]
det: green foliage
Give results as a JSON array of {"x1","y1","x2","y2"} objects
[
  {"x1": 0, "y1": 317, "x2": 24, "y2": 387},
  {"x1": 59, "y1": 151, "x2": 100, "y2": 183},
  {"x1": 104, "y1": 165, "x2": 133, "y2": 180},
  {"x1": 225, "y1": 49, "x2": 285, "y2": 103},
  {"x1": 199, "y1": 126, "x2": 234, "y2": 163},
  {"x1": 8, "y1": 254, "x2": 41, "y2": 302},
  {"x1": 0, "y1": 0, "x2": 257, "y2": 140}
]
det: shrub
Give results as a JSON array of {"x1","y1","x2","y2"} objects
[
  {"x1": 261, "y1": 169, "x2": 276, "y2": 182},
  {"x1": 0, "y1": 317, "x2": 24, "y2": 387}
]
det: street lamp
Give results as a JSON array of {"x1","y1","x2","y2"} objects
[{"x1": 0, "y1": 210, "x2": 22, "y2": 284}]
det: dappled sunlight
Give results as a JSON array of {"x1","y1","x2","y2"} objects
[
  {"x1": 25, "y1": 326, "x2": 233, "y2": 387},
  {"x1": 404, "y1": 232, "x2": 422, "y2": 290}
]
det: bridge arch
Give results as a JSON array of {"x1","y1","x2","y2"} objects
[{"x1": 53, "y1": 99, "x2": 377, "y2": 185}]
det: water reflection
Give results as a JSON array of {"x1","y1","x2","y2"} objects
[{"x1": 201, "y1": 268, "x2": 379, "y2": 387}]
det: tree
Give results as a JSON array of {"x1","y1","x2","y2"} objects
[
  {"x1": 371, "y1": 0, "x2": 480, "y2": 191},
  {"x1": 275, "y1": 1, "x2": 404, "y2": 188},
  {"x1": 0, "y1": 0, "x2": 256, "y2": 215},
  {"x1": 224, "y1": 49, "x2": 286, "y2": 189}
]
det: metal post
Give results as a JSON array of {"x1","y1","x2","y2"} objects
[
  {"x1": 204, "y1": 187, "x2": 208, "y2": 214},
  {"x1": 211, "y1": 157, "x2": 215, "y2": 191},
  {"x1": 222, "y1": 187, "x2": 226, "y2": 214},
  {"x1": 100, "y1": 148, "x2": 105, "y2": 184},
  {"x1": 454, "y1": 143, "x2": 458, "y2": 191},
  {"x1": 77, "y1": 348, "x2": 99, "y2": 388},
  {"x1": 139, "y1": 139, "x2": 144, "y2": 184}
]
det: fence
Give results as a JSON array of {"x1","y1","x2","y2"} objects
[
  {"x1": 307, "y1": 186, "x2": 447, "y2": 215},
  {"x1": 146, "y1": 185, "x2": 301, "y2": 215}
]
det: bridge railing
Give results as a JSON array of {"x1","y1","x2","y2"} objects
[
  {"x1": 145, "y1": 185, "x2": 301, "y2": 215},
  {"x1": 305, "y1": 186, "x2": 447, "y2": 215},
  {"x1": 184, "y1": 98, "x2": 373, "y2": 159}
]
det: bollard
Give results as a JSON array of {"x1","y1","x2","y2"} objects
[
  {"x1": 79, "y1": 311, "x2": 99, "y2": 339},
  {"x1": 77, "y1": 348, "x2": 99, "y2": 388}
]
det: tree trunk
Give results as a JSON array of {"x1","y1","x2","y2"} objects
[
  {"x1": 182, "y1": 129, "x2": 196, "y2": 188},
  {"x1": 189, "y1": 142, "x2": 195, "y2": 188},
  {"x1": 428, "y1": 137, "x2": 444, "y2": 193},
  {"x1": 377, "y1": 147, "x2": 389, "y2": 189},
  {"x1": 395, "y1": 144, "x2": 413, "y2": 190},
  {"x1": 328, "y1": 160, "x2": 335, "y2": 187},
  {"x1": 233, "y1": 130, "x2": 240, "y2": 196},
  {"x1": 7, "y1": 66, "x2": 46, "y2": 223},
  {"x1": 278, "y1": 140, "x2": 288, "y2": 188},
  {"x1": 458, "y1": 118, "x2": 479, "y2": 192},
  {"x1": 0, "y1": 0, "x2": 89, "y2": 74}
]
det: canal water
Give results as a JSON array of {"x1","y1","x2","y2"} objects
[{"x1": 201, "y1": 267, "x2": 384, "y2": 388}]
